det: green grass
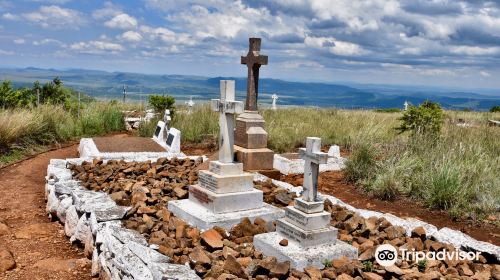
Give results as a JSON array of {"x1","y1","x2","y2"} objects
[
  {"x1": 166, "y1": 105, "x2": 499, "y2": 218},
  {"x1": 0, "y1": 102, "x2": 125, "y2": 163}
]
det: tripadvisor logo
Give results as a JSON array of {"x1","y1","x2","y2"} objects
[{"x1": 373, "y1": 244, "x2": 481, "y2": 267}]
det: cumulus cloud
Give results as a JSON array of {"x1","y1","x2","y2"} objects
[
  {"x1": 2, "y1": 12, "x2": 19, "y2": 20},
  {"x1": 104, "y1": 13, "x2": 138, "y2": 29},
  {"x1": 119, "y1": 31, "x2": 143, "y2": 42},
  {"x1": 33, "y1": 38, "x2": 66, "y2": 47},
  {"x1": 92, "y1": 2, "x2": 122, "y2": 19},
  {"x1": 22, "y1": 5, "x2": 85, "y2": 29},
  {"x1": 70, "y1": 40, "x2": 124, "y2": 54}
]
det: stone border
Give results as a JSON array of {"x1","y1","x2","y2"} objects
[
  {"x1": 46, "y1": 158, "x2": 202, "y2": 280},
  {"x1": 253, "y1": 173, "x2": 500, "y2": 262},
  {"x1": 78, "y1": 138, "x2": 188, "y2": 160},
  {"x1": 273, "y1": 154, "x2": 346, "y2": 175}
]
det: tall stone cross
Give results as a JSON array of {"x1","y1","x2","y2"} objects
[
  {"x1": 271, "y1": 94, "x2": 278, "y2": 110},
  {"x1": 299, "y1": 137, "x2": 328, "y2": 202},
  {"x1": 241, "y1": 38, "x2": 268, "y2": 111},
  {"x1": 211, "y1": 80, "x2": 244, "y2": 163}
]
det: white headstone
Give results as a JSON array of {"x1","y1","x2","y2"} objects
[
  {"x1": 299, "y1": 137, "x2": 328, "y2": 202},
  {"x1": 404, "y1": 101, "x2": 409, "y2": 111},
  {"x1": 152, "y1": 120, "x2": 167, "y2": 143},
  {"x1": 211, "y1": 80, "x2": 244, "y2": 163},
  {"x1": 164, "y1": 127, "x2": 181, "y2": 153},
  {"x1": 327, "y1": 145, "x2": 341, "y2": 158},
  {"x1": 271, "y1": 94, "x2": 278, "y2": 110},
  {"x1": 185, "y1": 96, "x2": 195, "y2": 114}
]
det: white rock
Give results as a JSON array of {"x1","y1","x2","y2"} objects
[
  {"x1": 64, "y1": 205, "x2": 79, "y2": 237},
  {"x1": 56, "y1": 196, "x2": 73, "y2": 223},
  {"x1": 46, "y1": 189, "x2": 60, "y2": 216},
  {"x1": 149, "y1": 263, "x2": 201, "y2": 280},
  {"x1": 328, "y1": 145, "x2": 341, "y2": 158},
  {"x1": 91, "y1": 249, "x2": 100, "y2": 277},
  {"x1": 110, "y1": 226, "x2": 148, "y2": 246},
  {"x1": 71, "y1": 214, "x2": 91, "y2": 243},
  {"x1": 433, "y1": 227, "x2": 500, "y2": 261},
  {"x1": 128, "y1": 242, "x2": 170, "y2": 265}
]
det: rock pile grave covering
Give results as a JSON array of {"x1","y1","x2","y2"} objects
[{"x1": 48, "y1": 158, "x2": 500, "y2": 280}]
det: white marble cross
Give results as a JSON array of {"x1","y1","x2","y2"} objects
[
  {"x1": 211, "y1": 80, "x2": 244, "y2": 163},
  {"x1": 185, "y1": 96, "x2": 195, "y2": 114},
  {"x1": 404, "y1": 101, "x2": 409, "y2": 111},
  {"x1": 299, "y1": 137, "x2": 328, "y2": 202},
  {"x1": 271, "y1": 94, "x2": 278, "y2": 110}
]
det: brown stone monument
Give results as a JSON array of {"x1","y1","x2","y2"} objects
[{"x1": 234, "y1": 38, "x2": 275, "y2": 172}]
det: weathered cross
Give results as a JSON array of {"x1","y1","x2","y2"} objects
[
  {"x1": 271, "y1": 94, "x2": 278, "y2": 110},
  {"x1": 163, "y1": 109, "x2": 171, "y2": 129},
  {"x1": 211, "y1": 80, "x2": 244, "y2": 163},
  {"x1": 241, "y1": 38, "x2": 268, "y2": 111},
  {"x1": 299, "y1": 137, "x2": 328, "y2": 202}
]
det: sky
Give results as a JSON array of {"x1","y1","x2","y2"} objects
[{"x1": 0, "y1": 0, "x2": 500, "y2": 90}]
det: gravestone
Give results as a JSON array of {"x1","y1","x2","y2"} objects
[
  {"x1": 164, "y1": 127, "x2": 181, "y2": 154},
  {"x1": 327, "y1": 145, "x2": 340, "y2": 158},
  {"x1": 404, "y1": 101, "x2": 409, "y2": 111},
  {"x1": 185, "y1": 97, "x2": 195, "y2": 114},
  {"x1": 168, "y1": 80, "x2": 284, "y2": 230},
  {"x1": 163, "y1": 109, "x2": 171, "y2": 128},
  {"x1": 271, "y1": 94, "x2": 278, "y2": 110},
  {"x1": 152, "y1": 121, "x2": 167, "y2": 144},
  {"x1": 254, "y1": 137, "x2": 357, "y2": 270},
  {"x1": 234, "y1": 38, "x2": 275, "y2": 173}
]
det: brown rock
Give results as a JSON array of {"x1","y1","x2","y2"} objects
[
  {"x1": 419, "y1": 271, "x2": 442, "y2": 280},
  {"x1": 216, "y1": 272, "x2": 238, "y2": 280},
  {"x1": 359, "y1": 240, "x2": 374, "y2": 253},
  {"x1": 158, "y1": 245, "x2": 174, "y2": 258},
  {"x1": 492, "y1": 265, "x2": 500, "y2": 280},
  {"x1": 279, "y1": 239, "x2": 288, "y2": 246},
  {"x1": 343, "y1": 214, "x2": 363, "y2": 233},
  {"x1": 358, "y1": 246, "x2": 376, "y2": 261},
  {"x1": 236, "y1": 257, "x2": 252, "y2": 267},
  {"x1": 458, "y1": 263, "x2": 474, "y2": 276},
  {"x1": 131, "y1": 191, "x2": 147, "y2": 204},
  {"x1": 304, "y1": 266, "x2": 322, "y2": 279},
  {"x1": 189, "y1": 246, "x2": 211, "y2": 265},
  {"x1": 384, "y1": 226, "x2": 406, "y2": 240},
  {"x1": 322, "y1": 268, "x2": 337, "y2": 279},
  {"x1": 201, "y1": 229, "x2": 224, "y2": 250},
  {"x1": 337, "y1": 274, "x2": 354, "y2": 280},
  {"x1": 0, "y1": 249, "x2": 15, "y2": 272},
  {"x1": 384, "y1": 265, "x2": 403, "y2": 276},
  {"x1": 332, "y1": 257, "x2": 349, "y2": 269},
  {"x1": 362, "y1": 272, "x2": 383, "y2": 280},
  {"x1": 222, "y1": 255, "x2": 247, "y2": 278},
  {"x1": 269, "y1": 261, "x2": 290, "y2": 279},
  {"x1": 410, "y1": 226, "x2": 426, "y2": 239},
  {"x1": 173, "y1": 187, "x2": 188, "y2": 199},
  {"x1": 222, "y1": 246, "x2": 239, "y2": 259},
  {"x1": 0, "y1": 222, "x2": 10, "y2": 236}
]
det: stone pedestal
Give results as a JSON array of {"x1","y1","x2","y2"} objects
[
  {"x1": 168, "y1": 160, "x2": 284, "y2": 231},
  {"x1": 234, "y1": 111, "x2": 274, "y2": 171},
  {"x1": 253, "y1": 198, "x2": 357, "y2": 270}
]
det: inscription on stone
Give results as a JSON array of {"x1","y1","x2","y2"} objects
[
  {"x1": 199, "y1": 172, "x2": 218, "y2": 192},
  {"x1": 166, "y1": 133, "x2": 175, "y2": 146},
  {"x1": 279, "y1": 223, "x2": 306, "y2": 242},
  {"x1": 190, "y1": 187, "x2": 213, "y2": 204},
  {"x1": 154, "y1": 126, "x2": 161, "y2": 137},
  {"x1": 285, "y1": 210, "x2": 307, "y2": 227}
]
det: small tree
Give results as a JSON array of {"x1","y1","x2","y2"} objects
[
  {"x1": 490, "y1": 106, "x2": 500, "y2": 113},
  {"x1": 397, "y1": 100, "x2": 444, "y2": 135},
  {"x1": 148, "y1": 95, "x2": 175, "y2": 114}
]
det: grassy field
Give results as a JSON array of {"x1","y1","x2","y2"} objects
[
  {"x1": 0, "y1": 102, "x2": 124, "y2": 164},
  {"x1": 161, "y1": 105, "x2": 499, "y2": 219}
]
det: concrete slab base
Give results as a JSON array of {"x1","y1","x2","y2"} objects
[
  {"x1": 168, "y1": 199, "x2": 285, "y2": 231},
  {"x1": 253, "y1": 232, "x2": 358, "y2": 271}
]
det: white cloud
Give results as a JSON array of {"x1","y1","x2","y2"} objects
[
  {"x1": 119, "y1": 31, "x2": 143, "y2": 42},
  {"x1": 33, "y1": 38, "x2": 66, "y2": 47},
  {"x1": 2, "y1": 12, "x2": 19, "y2": 20},
  {"x1": 92, "y1": 2, "x2": 121, "y2": 19},
  {"x1": 104, "y1": 13, "x2": 137, "y2": 29},
  {"x1": 22, "y1": 5, "x2": 85, "y2": 29},
  {"x1": 140, "y1": 25, "x2": 196, "y2": 45},
  {"x1": 13, "y1": 38, "x2": 25, "y2": 44},
  {"x1": 450, "y1": 46, "x2": 500, "y2": 56},
  {"x1": 480, "y1": 71, "x2": 491, "y2": 77},
  {"x1": 70, "y1": 40, "x2": 124, "y2": 54},
  {"x1": 0, "y1": 49, "x2": 14, "y2": 55}
]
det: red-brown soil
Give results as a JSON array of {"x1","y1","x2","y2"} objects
[
  {"x1": 93, "y1": 136, "x2": 166, "y2": 153},
  {"x1": 0, "y1": 144, "x2": 91, "y2": 280},
  {"x1": 281, "y1": 170, "x2": 500, "y2": 246}
]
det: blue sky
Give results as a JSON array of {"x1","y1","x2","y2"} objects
[{"x1": 0, "y1": 0, "x2": 500, "y2": 89}]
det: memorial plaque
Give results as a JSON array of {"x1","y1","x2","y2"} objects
[
  {"x1": 199, "y1": 172, "x2": 218, "y2": 192},
  {"x1": 190, "y1": 187, "x2": 213, "y2": 204},
  {"x1": 166, "y1": 133, "x2": 175, "y2": 146},
  {"x1": 154, "y1": 126, "x2": 161, "y2": 137}
]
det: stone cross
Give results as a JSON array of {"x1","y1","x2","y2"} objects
[
  {"x1": 185, "y1": 96, "x2": 195, "y2": 114},
  {"x1": 271, "y1": 94, "x2": 278, "y2": 110},
  {"x1": 404, "y1": 101, "x2": 409, "y2": 111},
  {"x1": 241, "y1": 38, "x2": 268, "y2": 111},
  {"x1": 163, "y1": 109, "x2": 171, "y2": 128},
  {"x1": 211, "y1": 80, "x2": 244, "y2": 163},
  {"x1": 299, "y1": 137, "x2": 328, "y2": 202}
]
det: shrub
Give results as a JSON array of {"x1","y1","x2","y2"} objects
[
  {"x1": 490, "y1": 106, "x2": 500, "y2": 113},
  {"x1": 375, "y1": 108, "x2": 401, "y2": 113},
  {"x1": 397, "y1": 100, "x2": 444, "y2": 135},
  {"x1": 344, "y1": 143, "x2": 377, "y2": 185},
  {"x1": 149, "y1": 95, "x2": 175, "y2": 114}
]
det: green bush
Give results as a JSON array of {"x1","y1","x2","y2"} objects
[
  {"x1": 375, "y1": 108, "x2": 401, "y2": 113},
  {"x1": 149, "y1": 95, "x2": 175, "y2": 114},
  {"x1": 490, "y1": 106, "x2": 500, "y2": 113},
  {"x1": 397, "y1": 101, "x2": 444, "y2": 135},
  {"x1": 344, "y1": 143, "x2": 378, "y2": 185}
]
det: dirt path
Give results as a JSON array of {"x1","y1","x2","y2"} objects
[
  {"x1": 0, "y1": 144, "x2": 91, "y2": 280},
  {"x1": 281, "y1": 171, "x2": 500, "y2": 246}
]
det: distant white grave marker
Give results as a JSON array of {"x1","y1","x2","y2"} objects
[
  {"x1": 271, "y1": 94, "x2": 278, "y2": 110},
  {"x1": 404, "y1": 101, "x2": 409, "y2": 111},
  {"x1": 165, "y1": 127, "x2": 181, "y2": 153},
  {"x1": 185, "y1": 96, "x2": 195, "y2": 114}
]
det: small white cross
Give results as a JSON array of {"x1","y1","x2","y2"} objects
[{"x1": 299, "y1": 137, "x2": 328, "y2": 202}]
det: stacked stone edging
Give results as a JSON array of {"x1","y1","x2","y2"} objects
[
  {"x1": 253, "y1": 173, "x2": 500, "y2": 262},
  {"x1": 45, "y1": 158, "x2": 201, "y2": 280}
]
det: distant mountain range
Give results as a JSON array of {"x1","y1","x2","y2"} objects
[{"x1": 1, "y1": 67, "x2": 499, "y2": 110}]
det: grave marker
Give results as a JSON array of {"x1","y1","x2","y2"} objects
[
  {"x1": 271, "y1": 94, "x2": 278, "y2": 110},
  {"x1": 168, "y1": 80, "x2": 284, "y2": 230},
  {"x1": 254, "y1": 137, "x2": 357, "y2": 270}
]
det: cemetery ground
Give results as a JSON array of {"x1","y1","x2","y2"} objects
[{"x1": 0, "y1": 102, "x2": 499, "y2": 279}]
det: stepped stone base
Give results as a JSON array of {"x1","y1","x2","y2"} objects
[
  {"x1": 253, "y1": 232, "x2": 358, "y2": 270},
  {"x1": 234, "y1": 146, "x2": 274, "y2": 171},
  {"x1": 276, "y1": 219, "x2": 338, "y2": 248},
  {"x1": 188, "y1": 184, "x2": 263, "y2": 214},
  {"x1": 168, "y1": 199, "x2": 285, "y2": 231}
]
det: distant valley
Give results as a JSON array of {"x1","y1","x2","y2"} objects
[{"x1": 1, "y1": 67, "x2": 498, "y2": 110}]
